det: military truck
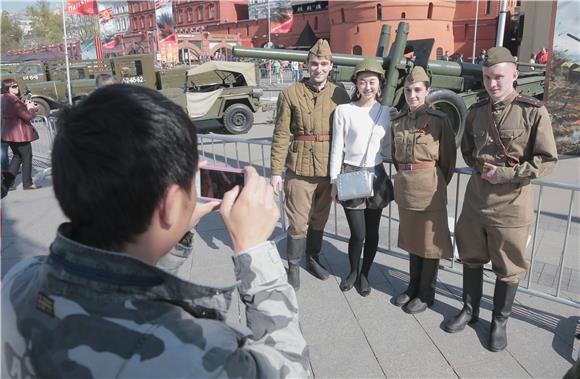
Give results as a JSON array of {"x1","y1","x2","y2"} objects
[
  {"x1": 159, "y1": 61, "x2": 263, "y2": 134},
  {"x1": 233, "y1": 22, "x2": 547, "y2": 144}
]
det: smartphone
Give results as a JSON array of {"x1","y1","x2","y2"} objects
[
  {"x1": 24, "y1": 93, "x2": 32, "y2": 101},
  {"x1": 196, "y1": 165, "x2": 244, "y2": 201}
]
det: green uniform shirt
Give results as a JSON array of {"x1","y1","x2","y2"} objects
[{"x1": 271, "y1": 79, "x2": 350, "y2": 177}]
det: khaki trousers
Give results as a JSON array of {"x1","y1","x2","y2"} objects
[
  {"x1": 456, "y1": 212, "x2": 530, "y2": 283},
  {"x1": 284, "y1": 170, "x2": 332, "y2": 239}
]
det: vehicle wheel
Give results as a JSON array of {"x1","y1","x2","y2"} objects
[
  {"x1": 223, "y1": 104, "x2": 254, "y2": 134},
  {"x1": 33, "y1": 98, "x2": 50, "y2": 117},
  {"x1": 426, "y1": 89, "x2": 467, "y2": 147}
]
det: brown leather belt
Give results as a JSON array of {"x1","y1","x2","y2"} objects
[
  {"x1": 294, "y1": 134, "x2": 331, "y2": 142},
  {"x1": 398, "y1": 161, "x2": 436, "y2": 170}
]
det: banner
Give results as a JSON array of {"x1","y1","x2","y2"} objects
[
  {"x1": 270, "y1": 0, "x2": 293, "y2": 34},
  {"x1": 97, "y1": 1, "x2": 129, "y2": 55},
  {"x1": 80, "y1": 38, "x2": 97, "y2": 60},
  {"x1": 155, "y1": 0, "x2": 175, "y2": 45},
  {"x1": 66, "y1": 0, "x2": 98, "y2": 15}
]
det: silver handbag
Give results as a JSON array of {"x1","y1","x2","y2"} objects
[
  {"x1": 336, "y1": 169, "x2": 375, "y2": 201},
  {"x1": 336, "y1": 106, "x2": 383, "y2": 201}
]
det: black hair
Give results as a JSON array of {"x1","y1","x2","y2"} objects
[
  {"x1": 1, "y1": 78, "x2": 18, "y2": 94},
  {"x1": 52, "y1": 84, "x2": 198, "y2": 250}
]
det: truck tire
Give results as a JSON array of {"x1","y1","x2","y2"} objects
[
  {"x1": 426, "y1": 89, "x2": 467, "y2": 147},
  {"x1": 33, "y1": 98, "x2": 50, "y2": 117},
  {"x1": 223, "y1": 104, "x2": 254, "y2": 134}
]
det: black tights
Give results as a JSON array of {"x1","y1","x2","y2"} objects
[{"x1": 343, "y1": 207, "x2": 383, "y2": 278}]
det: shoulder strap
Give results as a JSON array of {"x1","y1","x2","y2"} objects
[
  {"x1": 485, "y1": 103, "x2": 520, "y2": 167},
  {"x1": 360, "y1": 105, "x2": 384, "y2": 167}
]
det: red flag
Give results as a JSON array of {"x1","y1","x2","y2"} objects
[
  {"x1": 66, "y1": 0, "x2": 98, "y2": 15},
  {"x1": 271, "y1": 16, "x2": 293, "y2": 34}
]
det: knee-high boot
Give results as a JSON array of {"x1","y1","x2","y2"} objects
[
  {"x1": 393, "y1": 254, "x2": 422, "y2": 306},
  {"x1": 403, "y1": 258, "x2": 439, "y2": 314},
  {"x1": 339, "y1": 240, "x2": 361, "y2": 292},
  {"x1": 443, "y1": 266, "x2": 483, "y2": 333},
  {"x1": 488, "y1": 279, "x2": 518, "y2": 352},
  {"x1": 286, "y1": 237, "x2": 306, "y2": 290},
  {"x1": 305, "y1": 228, "x2": 330, "y2": 280}
]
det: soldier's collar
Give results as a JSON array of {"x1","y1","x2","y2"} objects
[
  {"x1": 491, "y1": 90, "x2": 518, "y2": 110},
  {"x1": 304, "y1": 78, "x2": 328, "y2": 93},
  {"x1": 408, "y1": 103, "x2": 428, "y2": 119}
]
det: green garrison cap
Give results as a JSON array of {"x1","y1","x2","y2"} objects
[
  {"x1": 352, "y1": 58, "x2": 385, "y2": 81},
  {"x1": 309, "y1": 39, "x2": 332, "y2": 58},
  {"x1": 484, "y1": 47, "x2": 516, "y2": 67},
  {"x1": 404, "y1": 66, "x2": 430, "y2": 84}
]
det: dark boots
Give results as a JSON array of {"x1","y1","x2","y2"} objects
[
  {"x1": 488, "y1": 280, "x2": 518, "y2": 352},
  {"x1": 394, "y1": 254, "x2": 422, "y2": 306},
  {"x1": 403, "y1": 258, "x2": 439, "y2": 314},
  {"x1": 286, "y1": 237, "x2": 306, "y2": 291},
  {"x1": 443, "y1": 266, "x2": 483, "y2": 333},
  {"x1": 305, "y1": 228, "x2": 330, "y2": 280}
]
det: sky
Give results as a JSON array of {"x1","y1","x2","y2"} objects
[
  {"x1": 1, "y1": 0, "x2": 54, "y2": 13},
  {"x1": 553, "y1": 0, "x2": 580, "y2": 62}
]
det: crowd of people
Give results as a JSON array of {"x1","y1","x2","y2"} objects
[{"x1": 1, "y1": 39, "x2": 560, "y2": 377}]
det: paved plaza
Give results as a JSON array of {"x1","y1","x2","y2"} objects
[{"x1": 2, "y1": 152, "x2": 578, "y2": 378}]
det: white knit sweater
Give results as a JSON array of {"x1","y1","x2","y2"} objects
[{"x1": 329, "y1": 102, "x2": 392, "y2": 182}]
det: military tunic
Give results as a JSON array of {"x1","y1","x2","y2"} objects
[
  {"x1": 272, "y1": 79, "x2": 350, "y2": 239},
  {"x1": 392, "y1": 105, "x2": 457, "y2": 259},
  {"x1": 456, "y1": 91, "x2": 558, "y2": 282}
]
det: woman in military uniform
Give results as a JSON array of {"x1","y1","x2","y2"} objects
[
  {"x1": 329, "y1": 59, "x2": 394, "y2": 296},
  {"x1": 391, "y1": 67, "x2": 456, "y2": 313}
]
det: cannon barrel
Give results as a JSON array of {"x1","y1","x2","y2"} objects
[{"x1": 233, "y1": 46, "x2": 485, "y2": 78}]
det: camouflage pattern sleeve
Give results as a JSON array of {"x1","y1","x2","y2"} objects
[
  {"x1": 231, "y1": 241, "x2": 309, "y2": 377},
  {"x1": 438, "y1": 117, "x2": 457, "y2": 184},
  {"x1": 461, "y1": 110, "x2": 477, "y2": 169},
  {"x1": 271, "y1": 92, "x2": 292, "y2": 176},
  {"x1": 495, "y1": 106, "x2": 558, "y2": 183}
]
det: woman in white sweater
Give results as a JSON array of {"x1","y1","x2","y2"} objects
[{"x1": 330, "y1": 59, "x2": 394, "y2": 296}]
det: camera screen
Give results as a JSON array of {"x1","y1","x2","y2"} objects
[{"x1": 199, "y1": 168, "x2": 244, "y2": 200}]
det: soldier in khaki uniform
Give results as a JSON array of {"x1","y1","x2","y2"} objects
[
  {"x1": 391, "y1": 67, "x2": 457, "y2": 314},
  {"x1": 271, "y1": 39, "x2": 350, "y2": 290},
  {"x1": 443, "y1": 47, "x2": 558, "y2": 352}
]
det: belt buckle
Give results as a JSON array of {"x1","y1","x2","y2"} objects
[
  {"x1": 408, "y1": 163, "x2": 414, "y2": 170},
  {"x1": 315, "y1": 134, "x2": 321, "y2": 142}
]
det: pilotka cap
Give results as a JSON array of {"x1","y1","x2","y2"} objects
[
  {"x1": 405, "y1": 66, "x2": 430, "y2": 84},
  {"x1": 484, "y1": 47, "x2": 516, "y2": 67},
  {"x1": 309, "y1": 39, "x2": 332, "y2": 58}
]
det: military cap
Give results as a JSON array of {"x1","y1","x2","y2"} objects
[
  {"x1": 484, "y1": 47, "x2": 516, "y2": 67},
  {"x1": 309, "y1": 39, "x2": 332, "y2": 58},
  {"x1": 404, "y1": 66, "x2": 430, "y2": 84},
  {"x1": 352, "y1": 58, "x2": 385, "y2": 81}
]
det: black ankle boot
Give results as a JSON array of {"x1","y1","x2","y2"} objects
[
  {"x1": 340, "y1": 271, "x2": 357, "y2": 292},
  {"x1": 355, "y1": 274, "x2": 371, "y2": 297},
  {"x1": 394, "y1": 254, "x2": 422, "y2": 306},
  {"x1": 443, "y1": 266, "x2": 483, "y2": 333},
  {"x1": 305, "y1": 228, "x2": 330, "y2": 280},
  {"x1": 403, "y1": 258, "x2": 438, "y2": 314},
  {"x1": 488, "y1": 280, "x2": 518, "y2": 352},
  {"x1": 286, "y1": 238, "x2": 306, "y2": 291}
]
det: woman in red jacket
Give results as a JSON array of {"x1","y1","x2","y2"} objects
[{"x1": 1, "y1": 79, "x2": 40, "y2": 190}]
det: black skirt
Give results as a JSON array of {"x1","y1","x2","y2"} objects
[{"x1": 340, "y1": 163, "x2": 394, "y2": 210}]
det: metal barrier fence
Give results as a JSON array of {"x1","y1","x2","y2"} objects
[
  {"x1": 197, "y1": 134, "x2": 580, "y2": 308},
  {"x1": 30, "y1": 115, "x2": 56, "y2": 179}
]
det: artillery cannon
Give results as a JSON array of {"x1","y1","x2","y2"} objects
[{"x1": 233, "y1": 22, "x2": 546, "y2": 145}]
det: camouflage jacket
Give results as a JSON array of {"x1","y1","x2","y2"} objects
[{"x1": 2, "y1": 224, "x2": 309, "y2": 378}]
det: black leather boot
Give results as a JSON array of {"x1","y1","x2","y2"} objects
[
  {"x1": 394, "y1": 254, "x2": 422, "y2": 306},
  {"x1": 443, "y1": 266, "x2": 483, "y2": 333},
  {"x1": 488, "y1": 280, "x2": 518, "y2": 352},
  {"x1": 305, "y1": 228, "x2": 330, "y2": 280},
  {"x1": 403, "y1": 258, "x2": 439, "y2": 314},
  {"x1": 286, "y1": 237, "x2": 306, "y2": 291}
]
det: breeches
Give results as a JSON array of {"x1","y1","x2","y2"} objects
[
  {"x1": 284, "y1": 170, "x2": 332, "y2": 239},
  {"x1": 456, "y1": 213, "x2": 530, "y2": 283}
]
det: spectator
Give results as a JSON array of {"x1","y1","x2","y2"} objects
[
  {"x1": 529, "y1": 54, "x2": 536, "y2": 71},
  {"x1": 476, "y1": 49, "x2": 487, "y2": 64},
  {"x1": 95, "y1": 73, "x2": 115, "y2": 88},
  {"x1": 456, "y1": 53, "x2": 464, "y2": 63},
  {"x1": 1, "y1": 84, "x2": 309, "y2": 377},
  {"x1": 441, "y1": 50, "x2": 450, "y2": 61},
  {"x1": 536, "y1": 47, "x2": 549, "y2": 65},
  {"x1": 1, "y1": 78, "x2": 40, "y2": 191}
]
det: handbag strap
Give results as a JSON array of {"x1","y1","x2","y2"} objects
[
  {"x1": 359, "y1": 105, "x2": 383, "y2": 167},
  {"x1": 486, "y1": 103, "x2": 520, "y2": 167}
]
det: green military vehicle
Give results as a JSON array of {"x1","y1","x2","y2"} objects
[
  {"x1": 233, "y1": 22, "x2": 547, "y2": 144},
  {"x1": 159, "y1": 61, "x2": 263, "y2": 134}
]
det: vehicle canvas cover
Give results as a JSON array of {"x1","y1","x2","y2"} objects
[
  {"x1": 187, "y1": 89, "x2": 223, "y2": 118},
  {"x1": 186, "y1": 62, "x2": 257, "y2": 87}
]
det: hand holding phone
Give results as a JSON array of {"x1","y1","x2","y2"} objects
[
  {"x1": 197, "y1": 165, "x2": 245, "y2": 201},
  {"x1": 220, "y1": 166, "x2": 279, "y2": 253}
]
